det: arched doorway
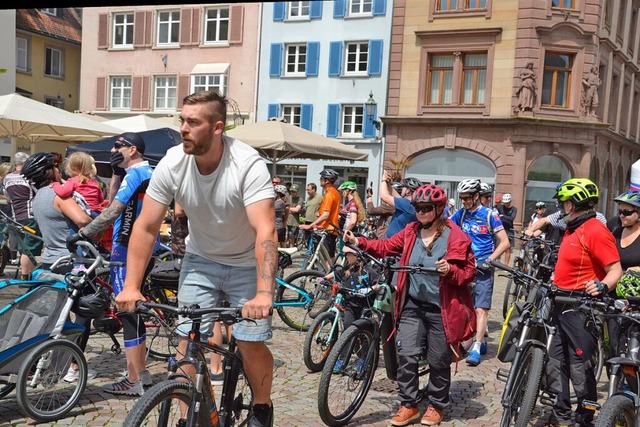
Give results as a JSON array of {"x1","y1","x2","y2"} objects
[
  {"x1": 524, "y1": 155, "x2": 571, "y2": 223},
  {"x1": 406, "y1": 148, "x2": 496, "y2": 211}
]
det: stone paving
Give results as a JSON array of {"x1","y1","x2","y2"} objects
[{"x1": 0, "y1": 267, "x2": 610, "y2": 427}]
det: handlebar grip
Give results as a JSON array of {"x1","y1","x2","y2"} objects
[
  {"x1": 489, "y1": 260, "x2": 514, "y2": 274},
  {"x1": 22, "y1": 225, "x2": 37, "y2": 234},
  {"x1": 553, "y1": 295, "x2": 583, "y2": 306}
]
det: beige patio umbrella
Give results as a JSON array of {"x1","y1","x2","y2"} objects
[
  {"x1": 0, "y1": 93, "x2": 120, "y2": 154},
  {"x1": 226, "y1": 120, "x2": 368, "y2": 173},
  {"x1": 104, "y1": 114, "x2": 180, "y2": 132}
]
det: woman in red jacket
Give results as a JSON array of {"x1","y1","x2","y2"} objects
[{"x1": 343, "y1": 183, "x2": 476, "y2": 427}]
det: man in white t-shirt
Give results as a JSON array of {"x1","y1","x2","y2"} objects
[{"x1": 115, "y1": 91, "x2": 277, "y2": 427}]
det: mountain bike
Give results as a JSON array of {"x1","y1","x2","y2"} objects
[
  {"x1": 124, "y1": 301, "x2": 255, "y2": 427},
  {"x1": 316, "y1": 247, "x2": 434, "y2": 427},
  {"x1": 274, "y1": 269, "x2": 332, "y2": 331},
  {"x1": 493, "y1": 260, "x2": 611, "y2": 427}
]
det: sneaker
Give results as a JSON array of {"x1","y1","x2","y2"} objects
[
  {"x1": 466, "y1": 349, "x2": 481, "y2": 366},
  {"x1": 391, "y1": 405, "x2": 420, "y2": 426},
  {"x1": 102, "y1": 377, "x2": 144, "y2": 396},
  {"x1": 139, "y1": 369, "x2": 153, "y2": 387},
  {"x1": 210, "y1": 371, "x2": 224, "y2": 386},
  {"x1": 63, "y1": 367, "x2": 97, "y2": 382},
  {"x1": 250, "y1": 403, "x2": 273, "y2": 427},
  {"x1": 332, "y1": 359, "x2": 344, "y2": 374},
  {"x1": 480, "y1": 341, "x2": 487, "y2": 355},
  {"x1": 421, "y1": 405, "x2": 443, "y2": 425},
  {"x1": 353, "y1": 357, "x2": 365, "y2": 374}
]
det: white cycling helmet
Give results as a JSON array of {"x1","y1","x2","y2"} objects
[
  {"x1": 457, "y1": 179, "x2": 481, "y2": 194},
  {"x1": 502, "y1": 193, "x2": 513, "y2": 203}
]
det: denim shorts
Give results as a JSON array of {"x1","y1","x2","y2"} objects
[
  {"x1": 177, "y1": 252, "x2": 272, "y2": 342},
  {"x1": 473, "y1": 268, "x2": 494, "y2": 309}
]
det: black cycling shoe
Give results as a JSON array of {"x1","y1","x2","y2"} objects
[{"x1": 250, "y1": 403, "x2": 273, "y2": 427}]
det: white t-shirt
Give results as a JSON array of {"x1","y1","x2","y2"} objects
[{"x1": 147, "y1": 135, "x2": 274, "y2": 267}]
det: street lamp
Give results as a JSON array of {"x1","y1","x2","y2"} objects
[{"x1": 365, "y1": 91, "x2": 381, "y2": 130}]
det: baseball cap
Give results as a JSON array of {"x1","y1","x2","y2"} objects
[
  {"x1": 13, "y1": 152, "x2": 29, "y2": 166},
  {"x1": 290, "y1": 184, "x2": 299, "y2": 192},
  {"x1": 116, "y1": 132, "x2": 146, "y2": 155}
]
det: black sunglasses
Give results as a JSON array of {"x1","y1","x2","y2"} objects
[
  {"x1": 113, "y1": 141, "x2": 132, "y2": 149},
  {"x1": 414, "y1": 204, "x2": 435, "y2": 214},
  {"x1": 619, "y1": 209, "x2": 637, "y2": 217}
]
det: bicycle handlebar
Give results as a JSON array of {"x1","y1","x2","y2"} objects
[{"x1": 135, "y1": 301, "x2": 273, "y2": 324}]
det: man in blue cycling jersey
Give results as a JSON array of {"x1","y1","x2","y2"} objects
[
  {"x1": 450, "y1": 178, "x2": 510, "y2": 366},
  {"x1": 379, "y1": 171, "x2": 421, "y2": 238}
]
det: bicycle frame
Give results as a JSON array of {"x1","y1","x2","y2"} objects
[{"x1": 273, "y1": 275, "x2": 314, "y2": 310}]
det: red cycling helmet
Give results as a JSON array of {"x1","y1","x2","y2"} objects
[{"x1": 412, "y1": 184, "x2": 448, "y2": 206}]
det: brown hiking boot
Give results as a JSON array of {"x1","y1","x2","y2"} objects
[
  {"x1": 421, "y1": 405, "x2": 443, "y2": 426},
  {"x1": 391, "y1": 405, "x2": 420, "y2": 426}
]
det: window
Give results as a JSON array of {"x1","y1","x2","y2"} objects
[
  {"x1": 436, "y1": 0, "x2": 458, "y2": 11},
  {"x1": 113, "y1": 13, "x2": 134, "y2": 47},
  {"x1": 461, "y1": 54, "x2": 486, "y2": 105},
  {"x1": 204, "y1": 7, "x2": 229, "y2": 43},
  {"x1": 45, "y1": 47, "x2": 63, "y2": 78},
  {"x1": 427, "y1": 55, "x2": 454, "y2": 105},
  {"x1": 465, "y1": 0, "x2": 486, "y2": 9},
  {"x1": 288, "y1": 1, "x2": 310, "y2": 19},
  {"x1": 39, "y1": 8, "x2": 57, "y2": 16},
  {"x1": 282, "y1": 105, "x2": 302, "y2": 126},
  {"x1": 349, "y1": 0, "x2": 373, "y2": 16},
  {"x1": 551, "y1": 0, "x2": 575, "y2": 9},
  {"x1": 111, "y1": 76, "x2": 132, "y2": 109},
  {"x1": 16, "y1": 37, "x2": 28, "y2": 72},
  {"x1": 541, "y1": 53, "x2": 572, "y2": 108},
  {"x1": 155, "y1": 76, "x2": 177, "y2": 110},
  {"x1": 285, "y1": 44, "x2": 307, "y2": 76},
  {"x1": 157, "y1": 10, "x2": 180, "y2": 45},
  {"x1": 345, "y1": 42, "x2": 368, "y2": 75},
  {"x1": 342, "y1": 105, "x2": 364, "y2": 135},
  {"x1": 192, "y1": 74, "x2": 227, "y2": 96}
]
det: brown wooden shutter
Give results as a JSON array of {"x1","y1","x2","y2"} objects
[
  {"x1": 229, "y1": 5, "x2": 243, "y2": 44},
  {"x1": 180, "y1": 7, "x2": 200, "y2": 46},
  {"x1": 131, "y1": 76, "x2": 143, "y2": 110},
  {"x1": 141, "y1": 76, "x2": 151, "y2": 110},
  {"x1": 144, "y1": 11, "x2": 153, "y2": 46},
  {"x1": 98, "y1": 14, "x2": 108, "y2": 49},
  {"x1": 190, "y1": 7, "x2": 200, "y2": 45},
  {"x1": 96, "y1": 77, "x2": 106, "y2": 110},
  {"x1": 134, "y1": 11, "x2": 152, "y2": 47},
  {"x1": 177, "y1": 74, "x2": 190, "y2": 108}
]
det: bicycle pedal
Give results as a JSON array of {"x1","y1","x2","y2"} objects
[
  {"x1": 581, "y1": 400, "x2": 600, "y2": 411},
  {"x1": 539, "y1": 391, "x2": 556, "y2": 407},
  {"x1": 496, "y1": 368, "x2": 509, "y2": 383}
]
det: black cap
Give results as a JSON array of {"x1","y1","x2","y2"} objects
[{"x1": 117, "y1": 132, "x2": 145, "y2": 155}]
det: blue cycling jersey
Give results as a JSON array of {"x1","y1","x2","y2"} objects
[
  {"x1": 385, "y1": 197, "x2": 417, "y2": 238},
  {"x1": 450, "y1": 204, "x2": 504, "y2": 261}
]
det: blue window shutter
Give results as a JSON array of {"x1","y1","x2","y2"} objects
[
  {"x1": 328, "y1": 41, "x2": 343, "y2": 76},
  {"x1": 327, "y1": 104, "x2": 340, "y2": 137},
  {"x1": 269, "y1": 43, "x2": 283, "y2": 77},
  {"x1": 310, "y1": 1, "x2": 323, "y2": 19},
  {"x1": 273, "y1": 2, "x2": 285, "y2": 21},
  {"x1": 368, "y1": 40, "x2": 383, "y2": 76},
  {"x1": 333, "y1": 0, "x2": 346, "y2": 18},
  {"x1": 268, "y1": 104, "x2": 279, "y2": 120},
  {"x1": 373, "y1": 0, "x2": 387, "y2": 16},
  {"x1": 306, "y1": 42, "x2": 320, "y2": 77},
  {"x1": 301, "y1": 104, "x2": 313, "y2": 130},
  {"x1": 362, "y1": 104, "x2": 376, "y2": 138}
]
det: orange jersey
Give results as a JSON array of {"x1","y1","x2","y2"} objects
[{"x1": 318, "y1": 186, "x2": 341, "y2": 232}]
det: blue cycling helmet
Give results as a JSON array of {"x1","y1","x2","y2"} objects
[{"x1": 614, "y1": 190, "x2": 640, "y2": 208}]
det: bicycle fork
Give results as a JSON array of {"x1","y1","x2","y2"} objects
[{"x1": 167, "y1": 356, "x2": 220, "y2": 427}]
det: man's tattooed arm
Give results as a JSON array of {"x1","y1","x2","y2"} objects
[{"x1": 80, "y1": 200, "x2": 126, "y2": 238}]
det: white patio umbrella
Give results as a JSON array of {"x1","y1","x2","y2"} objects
[
  {"x1": 226, "y1": 121, "x2": 368, "y2": 173},
  {"x1": 0, "y1": 93, "x2": 120, "y2": 153},
  {"x1": 104, "y1": 114, "x2": 180, "y2": 132}
]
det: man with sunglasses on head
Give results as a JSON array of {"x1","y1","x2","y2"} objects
[
  {"x1": 450, "y1": 178, "x2": 510, "y2": 366},
  {"x1": 69, "y1": 131, "x2": 158, "y2": 396}
]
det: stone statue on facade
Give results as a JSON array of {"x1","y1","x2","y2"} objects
[
  {"x1": 581, "y1": 66, "x2": 601, "y2": 117},
  {"x1": 516, "y1": 62, "x2": 537, "y2": 113}
]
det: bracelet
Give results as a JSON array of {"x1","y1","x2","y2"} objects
[{"x1": 257, "y1": 290, "x2": 274, "y2": 296}]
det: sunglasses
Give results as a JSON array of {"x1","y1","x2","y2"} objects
[
  {"x1": 619, "y1": 209, "x2": 637, "y2": 217},
  {"x1": 113, "y1": 142, "x2": 132, "y2": 149},
  {"x1": 459, "y1": 195, "x2": 474, "y2": 202},
  {"x1": 414, "y1": 204, "x2": 436, "y2": 213}
]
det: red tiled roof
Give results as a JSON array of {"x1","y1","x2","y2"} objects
[{"x1": 16, "y1": 8, "x2": 82, "y2": 45}]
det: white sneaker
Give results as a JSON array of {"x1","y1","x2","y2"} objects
[
  {"x1": 102, "y1": 376, "x2": 144, "y2": 396},
  {"x1": 63, "y1": 367, "x2": 97, "y2": 382}
]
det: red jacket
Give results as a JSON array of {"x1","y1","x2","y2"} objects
[{"x1": 356, "y1": 219, "x2": 477, "y2": 346}]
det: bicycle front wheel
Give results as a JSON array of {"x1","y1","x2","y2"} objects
[
  {"x1": 500, "y1": 346, "x2": 544, "y2": 427},
  {"x1": 125, "y1": 380, "x2": 208, "y2": 427},
  {"x1": 595, "y1": 394, "x2": 635, "y2": 427},
  {"x1": 16, "y1": 339, "x2": 87, "y2": 422},
  {"x1": 317, "y1": 324, "x2": 378, "y2": 427},
  {"x1": 275, "y1": 270, "x2": 325, "y2": 331},
  {"x1": 142, "y1": 282, "x2": 179, "y2": 361},
  {"x1": 303, "y1": 311, "x2": 340, "y2": 372},
  {"x1": 219, "y1": 350, "x2": 253, "y2": 427}
]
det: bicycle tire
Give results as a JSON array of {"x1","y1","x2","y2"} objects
[
  {"x1": 503, "y1": 276, "x2": 519, "y2": 319},
  {"x1": 125, "y1": 379, "x2": 209, "y2": 427},
  {"x1": 500, "y1": 346, "x2": 544, "y2": 427},
  {"x1": 594, "y1": 394, "x2": 635, "y2": 427},
  {"x1": 275, "y1": 269, "x2": 325, "y2": 331},
  {"x1": 303, "y1": 311, "x2": 339, "y2": 372},
  {"x1": 0, "y1": 381, "x2": 15, "y2": 398},
  {"x1": 142, "y1": 282, "x2": 179, "y2": 361},
  {"x1": 16, "y1": 339, "x2": 87, "y2": 422},
  {"x1": 219, "y1": 349, "x2": 253, "y2": 427},
  {"x1": 317, "y1": 324, "x2": 378, "y2": 427},
  {"x1": 593, "y1": 325, "x2": 605, "y2": 384}
]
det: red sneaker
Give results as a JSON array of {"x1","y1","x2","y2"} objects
[
  {"x1": 421, "y1": 405, "x2": 443, "y2": 425},
  {"x1": 391, "y1": 405, "x2": 420, "y2": 426}
]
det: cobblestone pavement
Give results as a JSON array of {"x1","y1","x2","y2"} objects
[{"x1": 0, "y1": 267, "x2": 609, "y2": 427}]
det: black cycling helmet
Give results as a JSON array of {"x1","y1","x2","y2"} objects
[
  {"x1": 319, "y1": 169, "x2": 339, "y2": 183},
  {"x1": 402, "y1": 177, "x2": 423, "y2": 192},
  {"x1": 20, "y1": 152, "x2": 56, "y2": 188},
  {"x1": 72, "y1": 287, "x2": 110, "y2": 319},
  {"x1": 479, "y1": 182, "x2": 493, "y2": 196},
  {"x1": 391, "y1": 181, "x2": 404, "y2": 193}
]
